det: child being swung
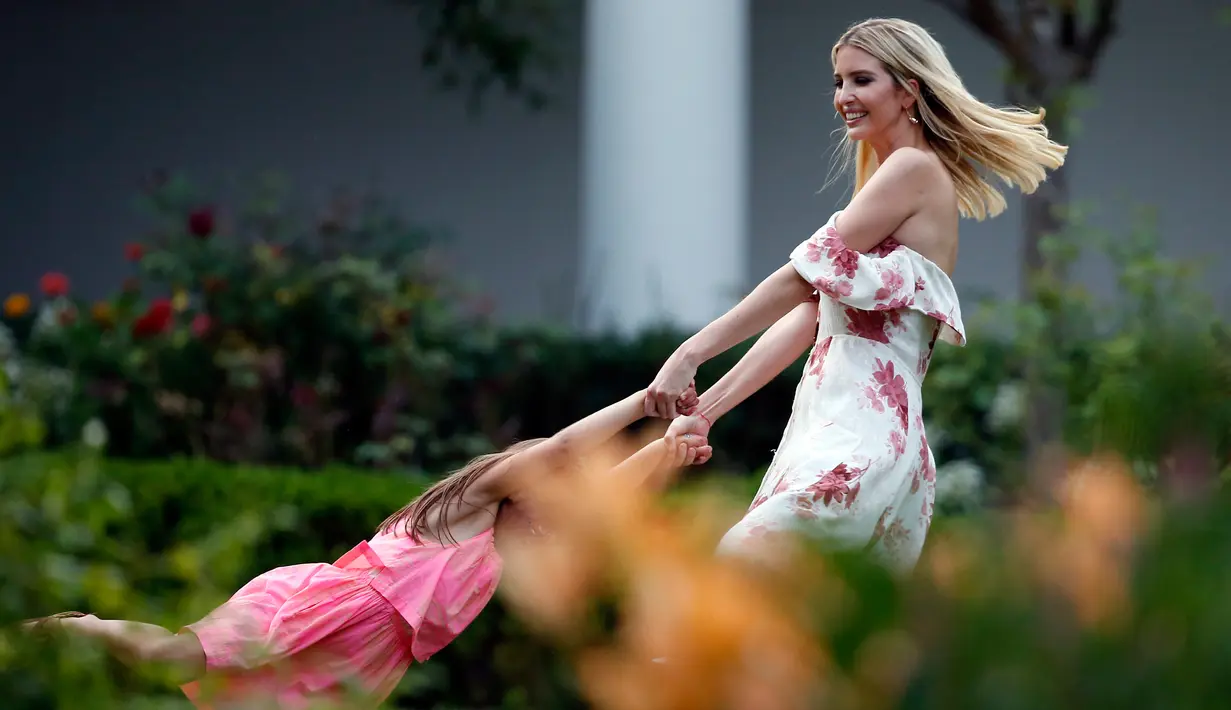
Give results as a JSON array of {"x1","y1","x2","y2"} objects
[{"x1": 26, "y1": 385, "x2": 709, "y2": 709}]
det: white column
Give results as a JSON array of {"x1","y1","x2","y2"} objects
[{"x1": 579, "y1": 0, "x2": 749, "y2": 334}]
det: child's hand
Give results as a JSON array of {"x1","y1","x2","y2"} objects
[
  {"x1": 665, "y1": 414, "x2": 712, "y2": 465},
  {"x1": 674, "y1": 380, "x2": 699, "y2": 417},
  {"x1": 665, "y1": 433, "x2": 712, "y2": 469}
]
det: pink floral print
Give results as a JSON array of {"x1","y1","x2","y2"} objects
[{"x1": 715, "y1": 211, "x2": 966, "y2": 574}]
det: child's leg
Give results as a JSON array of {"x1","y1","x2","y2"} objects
[{"x1": 34, "y1": 615, "x2": 207, "y2": 681}]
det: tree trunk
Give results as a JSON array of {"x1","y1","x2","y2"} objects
[
  {"x1": 1016, "y1": 114, "x2": 1069, "y2": 290},
  {"x1": 1007, "y1": 80, "x2": 1073, "y2": 495},
  {"x1": 927, "y1": 0, "x2": 1121, "y2": 495}
]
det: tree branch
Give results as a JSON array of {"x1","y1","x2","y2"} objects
[
  {"x1": 1075, "y1": 0, "x2": 1117, "y2": 79},
  {"x1": 1059, "y1": 4, "x2": 1079, "y2": 50},
  {"x1": 928, "y1": 0, "x2": 1038, "y2": 80},
  {"x1": 391, "y1": 0, "x2": 560, "y2": 111}
]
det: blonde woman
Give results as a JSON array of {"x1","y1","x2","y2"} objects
[{"x1": 644, "y1": 17, "x2": 1066, "y2": 572}]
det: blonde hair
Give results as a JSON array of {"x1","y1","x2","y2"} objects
[
  {"x1": 831, "y1": 18, "x2": 1068, "y2": 220},
  {"x1": 378, "y1": 438, "x2": 547, "y2": 545}
]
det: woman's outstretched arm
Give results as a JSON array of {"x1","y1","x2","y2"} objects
[
  {"x1": 663, "y1": 300, "x2": 817, "y2": 459},
  {"x1": 645, "y1": 264, "x2": 814, "y2": 418},
  {"x1": 693, "y1": 299, "x2": 817, "y2": 424}
]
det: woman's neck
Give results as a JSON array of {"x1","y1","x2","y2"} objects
[{"x1": 868, "y1": 121, "x2": 929, "y2": 163}]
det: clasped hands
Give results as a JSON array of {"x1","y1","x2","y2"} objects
[{"x1": 645, "y1": 357, "x2": 714, "y2": 467}]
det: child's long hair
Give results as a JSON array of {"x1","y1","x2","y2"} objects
[{"x1": 378, "y1": 438, "x2": 548, "y2": 545}]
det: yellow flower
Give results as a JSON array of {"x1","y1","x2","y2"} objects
[
  {"x1": 3, "y1": 293, "x2": 30, "y2": 318},
  {"x1": 172, "y1": 289, "x2": 191, "y2": 313},
  {"x1": 275, "y1": 288, "x2": 296, "y2": 306}
]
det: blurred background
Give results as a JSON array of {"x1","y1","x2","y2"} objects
[{"x1": 2, "y1": 1, "x2": 1230, "y2": 708}]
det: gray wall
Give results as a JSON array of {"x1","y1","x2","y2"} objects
[{"x1": 3, "y1": 0, "x2": 1228, "y2": 325}]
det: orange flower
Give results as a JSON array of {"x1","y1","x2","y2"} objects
[
  {"x1": 500, "y1": 435, "x2": 828, "y2": 710},
  {"x1": 91, "y1": 301, "x2": 115, "y2": 328},
  {"x1": 1008, "y1": 454, "x2": 1149, "y2": 631},
  {"x1": 3, "y1": 293, "x2": 30, "y2": 318}
]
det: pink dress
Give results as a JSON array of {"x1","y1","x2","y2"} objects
[
  {"x1": 716, "y1": 211, "x2": 966, "y2": 572},
  {"x1": 181, "y1": 527, "x2": 502, "y2": 709}
]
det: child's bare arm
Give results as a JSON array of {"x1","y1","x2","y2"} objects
[
  {"x1": 476, "y1": 385, "x2": 697, "y2": 502},
  {"x1": 606, "y1": 436, "x2": 711, "y2": 494}
]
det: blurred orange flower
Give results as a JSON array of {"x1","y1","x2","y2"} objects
[
  {"x1": 500, "y1": 434, "x2": 828, "y2": 710},
  {"x1": 1011, "y1": 454, "x2": 1150, "y2": 630},
  {"x1": 91, "y1": 301, "x2": 115, "y2": 328},
  {"x1": 3, "y1": 293, "x2": 31, "y2": 318}
]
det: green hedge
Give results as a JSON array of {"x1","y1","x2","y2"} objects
[
  {"x1": 8, "y1": 451, "x2": 1231, "y2": 708},
  {"x1": 0, "y1": 452, "x2": 590, "y2": 709}
]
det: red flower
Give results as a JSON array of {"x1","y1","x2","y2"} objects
[
  {"x1": 291, "y1": 384, "x2": 319, "y2": 408},
  {"x1": 190, "y1": 313, "x2": 212, "y2": 338},
  {"x1": 132, "y1": 298, "x2": 173, "y2": 338},
  {"x1": 124, "y1": 243, "x2": 146, "y2": 262},
  {"x1": 39, "y1": 272, "x2": 70, "y2": 298},
  {"x1": 187, "y1": 207, "x2": 215, "y2": 239}
]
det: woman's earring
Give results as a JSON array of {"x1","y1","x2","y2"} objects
[{"x1": 908, "y1": 113, "x2": 919, "y2": 124}]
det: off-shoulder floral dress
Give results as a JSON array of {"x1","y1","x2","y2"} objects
[{"x1": 715, "y1": 211, "x2": 966, "y2": 572}]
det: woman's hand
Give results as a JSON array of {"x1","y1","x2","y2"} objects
[
  {"x1": 676, "y1": 380, "x2": 699, "y2": 416},
  {"x1": 645, "y1": 354, "x2": 700, "y2": 418},
  {"x1": 665, "y1": 414, "x2": 713, "y2": 465},
  {"x1": 645, "y1": 379, "x2": 699, "y2": 419}
]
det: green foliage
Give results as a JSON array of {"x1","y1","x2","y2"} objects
[
  {"x1": 6, "y1": 173, "x2": 502, "y2": 472},
  {"x1": 875, "y1": 492, "x2": 1231, "y2": 709},
  {"x1": 0, "y1": 323, "x2": 64, "y2": 457},
  {"x1": 915, "y1": 202, "x2": 1231, "y2": 504},
  {"x1": 0, "y1": 452, "x2": 585, "y2": 708},
  {"x1": 3, "y1": 180, "x2": 1225, "y2": 512},
  {"x1": 986, "y1": 204, "x2": 1229, "y2": 469},
  {"x1": 0, "y1": 449, "x2": 289, "y2": 708},
  {"x1": 6, "y1": 453, "x2": 1231, "y2": 708}
]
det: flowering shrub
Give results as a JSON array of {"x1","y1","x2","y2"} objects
[
  {"x1": 0, "y1": 312, "x2": 75, "y2": 457},
  {"x1": 2, "y1": 173, "x2": 501, "y2": 470},
  {"x1": 497, "y1": 437, "x2": 1231, "y2": 710},
  {"x1": 4, "y1": 188, "x2": 1225, "y2": 506},
  {"x1": 923, "y1": 204, "x2": 1230, "y2": 503}
]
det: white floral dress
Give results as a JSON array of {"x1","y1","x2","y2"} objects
[{"x1": 715, "y1": 211, "x2": 966, "y2": 573}]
